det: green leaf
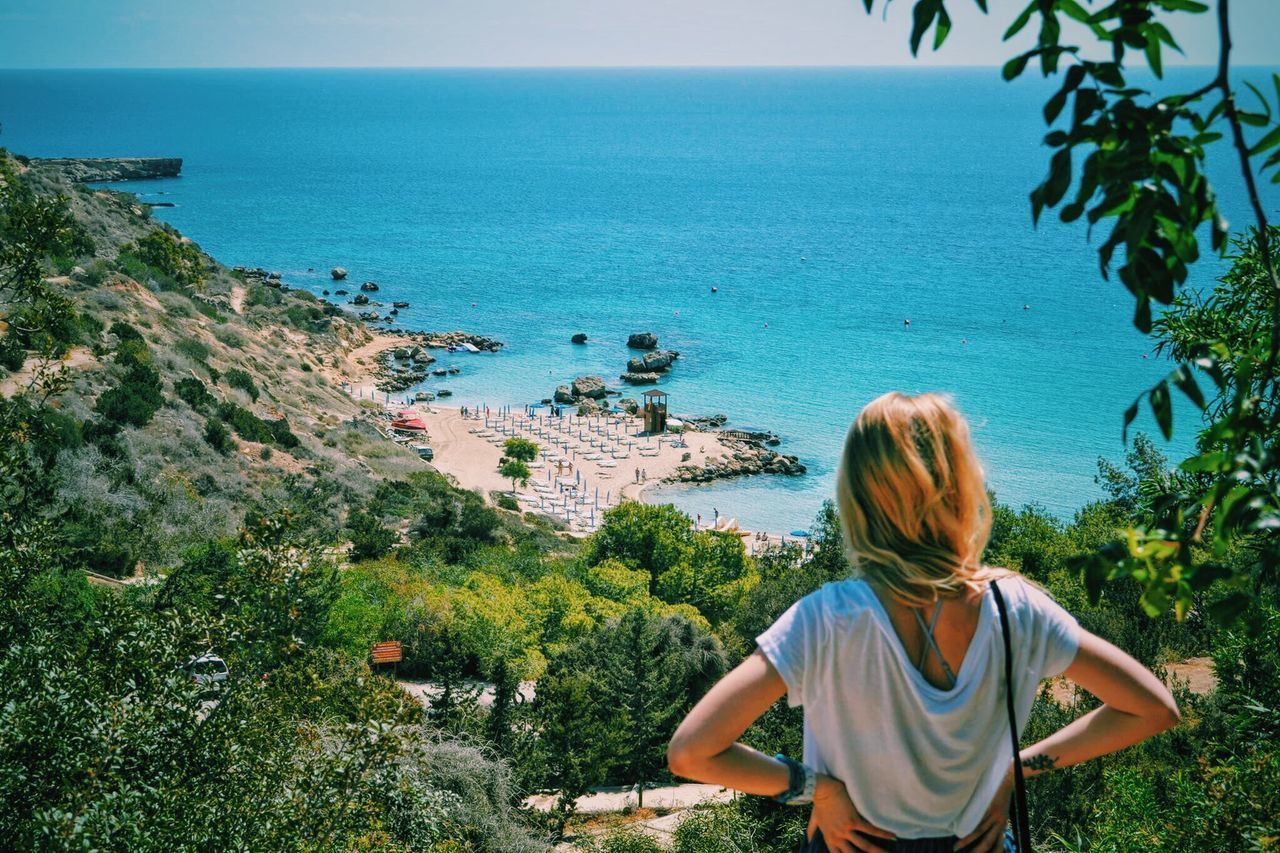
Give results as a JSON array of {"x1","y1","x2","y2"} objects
[
  {"x1": 1171, "y1": 365, "x2": 1206, "y2": 409},
  {"x1": 1243, "y1": 80, "x2": 1272, "y2": 118},
  {"x1": 934, "y1": 5, "x2": 953, "y2": 50},
  {"x1": 1238, "y1": 111, "x2": 1269, "y2": 128},
  {"x1": 1058, "y1": 0, "x2": 1094, "y2": 24},
  {"x1": 1149, "y1": 380, "x2": 1173, "y2": 439},
  {"x1": 1123, "y1": 399, "x2": 1140, "y2": 443},
  {"x1": 910, "y1": 0, "x2": 940, "y2": 56},
  {"x1": 1248, "y1": 125, "x2": 1280, "y2": 156},
  {"x1": 1156, "y1": 0, "x2": 1208, "y2": 11},
  {"x1": 1003, "y1": 52, "x2": 1032, "y2": 81},
  {"x1": 1208, "y1": 592, "x2": 1252, "y2": 626},
  {"x1": 1145, "y1": 32, "x2": 1163, "y2": 78},
  {"x1": 1043, "y1": 149, "x2": 1073, "y2": 207},
  {"x1": 1003, "y1": 2, "x2": 1036, "y2": 40}
]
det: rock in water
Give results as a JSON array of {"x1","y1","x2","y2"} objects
[
  {"x1": 628, "y1": 350, "x2": 679, "y2": 373},
  {"x1": 571, "y1": 375, "x2": 607, "y2": 399},
  {"x1": 571, "y1": 333, "x2": 588, "y2": 344},
  {"x1": 331, "y1": 267, "x2": 348, "y2": 280},
  {"x1": 627, "y1": 332, "x2": 658, "y2": 350},
  {"x1": 554, "y1": 385, "x2": 575, "y2": 404},
  {"x1": 352, "y1": 294, "x2": 370, "y2": 306},
  {"x1": 360, "y1": 281, "x2": 379, "y2": 292},
  {"x1": 618, "y1": 398, "x2": 640, "y2": 414},
  {"x1": 621, "y1": 372, "x2": 661, "y2": 385}
]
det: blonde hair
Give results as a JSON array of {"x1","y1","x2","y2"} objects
[{"x1": 836, "y1": 392, "x2": 1000, "y2": 606}]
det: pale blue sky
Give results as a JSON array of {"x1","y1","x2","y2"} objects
[{"x1": 0, "y1": 0, "x2": 1276, "y2": 69}]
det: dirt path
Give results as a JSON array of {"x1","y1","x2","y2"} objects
[
  {"x1": 0, "y1": 345, "x2": 99, "y2": 397},
  {"x1": 1051, "y1": 656, "x2": 1217, "y2": 704},
  {"x1": 229, "y1": 284, "x2": 246, "y2": 314}
]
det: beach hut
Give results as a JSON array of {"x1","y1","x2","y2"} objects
[{"x1": 642, "y1": 389, "x2": 668, "y2": 434}]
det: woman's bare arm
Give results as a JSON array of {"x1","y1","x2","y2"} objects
[
  {"x1": 1019, "y1": 629, "x2": 1181, "y2": 776},
  {"x1": 668, "y1": 652, "x2": 894, "y2": 853},
  {"x1": 957, "y1": 629, "x2": 1181, "y2": 851},
  {"x1": 666, "y1": 651, "x2": 792, "y2": 795}
]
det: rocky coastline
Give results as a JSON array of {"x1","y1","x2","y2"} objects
[
  {"x1": 367, "y1": 330, "x2": 503, "y2": 394},
  {"x1": 31, "y1": 156, "x2": 183, "y2": 182},
  {"x1": 669, "y1": 432, "x2": 806, "y2": 483}
]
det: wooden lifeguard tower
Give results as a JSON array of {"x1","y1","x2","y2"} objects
[{"x1": 642, "y1": 389, "x2": 668, "y2": 434}]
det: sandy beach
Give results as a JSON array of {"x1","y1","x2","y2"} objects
[{"x1": 338, "y1": 337, "x2": 808, "y2": 547}]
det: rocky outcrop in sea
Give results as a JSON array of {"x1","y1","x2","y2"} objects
[
  {"x1": 421, "y1": 331, "x2": 504, "y2": 352},
  {"x1": 670, "y1": 432, "x2": 806, "y2": 483},
  {"x1": 627, "y1": 331, "x2": 658, "y2": 350}
]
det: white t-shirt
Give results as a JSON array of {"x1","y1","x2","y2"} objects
[{"x1": 756, "y1": 574, "x2": 1080, "y2": 839}]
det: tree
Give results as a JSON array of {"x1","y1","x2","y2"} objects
[
  {"x1": 586, "y1": 502, "x2": 696, "y2": 595},
  {"x1": 503, "y1": 436, "x2": 539, "y2": 462},
  {"x1": 499, "y1": 458, "x2": 531, "y2": 493},
  {"x1": 346, "y1": 509, "x2": 397, "y2": 562},
  {"x1": 123, "y1": 227, "x2": 206, "y2": 289},
  {"x1": 860, "y1": 0, "x2": 1280, "y2": 622},
  {"x1": 534, "y1": 608, "x2": 728, "y2": 816}
]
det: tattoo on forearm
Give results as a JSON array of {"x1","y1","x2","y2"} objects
[{"x1": 1021, "y1": 754, "x2": 1056, "y2": 773}]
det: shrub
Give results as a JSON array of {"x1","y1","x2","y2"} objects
[
  {"x1": 211, "y1": 324, "x2": 246, "y2": 349},
  {"x1": 115, "y1": 336, "x2": 150, "y2": 369},
  {"x1": 259, "y1": 446, "x2": 272, "y2": 461},
  {"x1": 600, "y1": 827, "x2": 663, "y2": 853},
  {"x1": 96, "y1": 363, "x2": 163, "y2": 427},
  {"x1": 174, "y1": 377, "x2": 215, "y2": 412},
  {"x1": 496, "y1": 493, "x2": 520, "y2": 512},
  {"x1": 121, "y1": 228, "x2": 205, "y2": 289},
  {"x1": 174, "y1": 338, "x2": 211, "y2": 363},
  {"x1": 347, "y1": 510, "x2": 398, "y2": 562},
  {"x1": 223, "y1": 367, "x2": 259, "y2": 401},
  {"x1": 0, "y1": 335, "x2": 24, "y2": 371},
  {"x1": 109, "y1": 321, "x2": 143, "y2": 343},
  {"x1": 203, "y1": 418, "x2": 233, "y2": 454},
  {"x1": 82, "y1": 259, "x2": 114, "y2": 287},
  {"x1": 193, "y1": 300, "x2": 222, "y2": 321},
  {"x1": 265, "y1": 418, "x2": 299, "y2": 449},
  {"x1": 216, "y1": 401, "x2": 272, "y2": 443},
  {"x1": 76, "y1": 312, "x2": 103, "y2": 348}
]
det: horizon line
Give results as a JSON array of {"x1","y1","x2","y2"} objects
[{"x1": 0, "y1": 62, "x2": 1227, "y2": 72}]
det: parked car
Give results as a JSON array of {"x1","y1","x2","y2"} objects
[{"x1": 188, "y1": 652, "x2": 229, "y2": 687}]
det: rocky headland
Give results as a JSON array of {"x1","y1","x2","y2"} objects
[
  {"x1": 31, "y1": 157, "x2": 183, "y2": 182},
  {"x1": 670, "y1": 431, "x2": 806, "y2": 482}
]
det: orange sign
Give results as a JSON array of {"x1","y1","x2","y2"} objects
[{"x1": 371, "y1": 640, "x2": 402, "y2": 664}]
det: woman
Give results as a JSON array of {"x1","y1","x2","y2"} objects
[{"x1": 667, "y1": 392, "x2": 1179, "y2": 852}]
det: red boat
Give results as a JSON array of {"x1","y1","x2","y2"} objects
[{"x1": 390, "y1": 418, "x2": 427, "y2": 432}]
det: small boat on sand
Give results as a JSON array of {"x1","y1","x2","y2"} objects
[{"x1": 390, "y1": 417, "x2": 427, "y2": 432}]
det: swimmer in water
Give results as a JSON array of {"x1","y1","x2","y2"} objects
[{"x1": 904, "y1": 319, "x2": 910, "y2": 327}]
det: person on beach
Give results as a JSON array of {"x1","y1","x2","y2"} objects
[{"x1": 667, "y1": 392, "x2": 1179, "y2": 852}]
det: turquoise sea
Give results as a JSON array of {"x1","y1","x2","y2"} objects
[{"x1": 3, "y1": 68, "x2": 1275, "y2": 532}]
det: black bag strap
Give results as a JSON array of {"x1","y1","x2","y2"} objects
[{"x1": 990, "y1": 579, "x2": 1033, "y2": 852}]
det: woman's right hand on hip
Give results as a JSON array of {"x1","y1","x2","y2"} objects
[{"x1": 811, "y1": 774, "x2": 896, "y2": 853}]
